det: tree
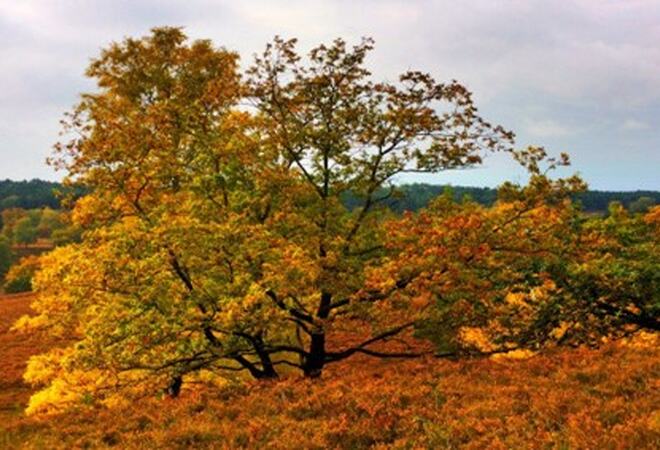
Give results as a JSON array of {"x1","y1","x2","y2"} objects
[
  {"x1": 0, "y1": 194, "x2": 20, "y2": 210},
  {"x1": 20, "y1": 29, "x2": 586, "y2": 414},
  {"x1": 239, "y1": 35, "x2": 516, "y2": 378},
  {"x1": 19, "y1": 27, "x2": 261, "y2": 413},
  {"x1": 629, "y1": 196, "x2": 655, "y2": 214},
  {"x1": 50, "y1": 223, "x2": 82, "y2": 246},
  {"x1": 1, "y1": 208, "x2": 27, "y2": 241},
  {"x1": 36, "y1": 208, "x2": 65, "y2": 239},
  {"x1": 402, "y1": 183, "x2": 659, "y2": 356},
  {"x1": 3, "y1": 255, "x2": 40, "y2": 293},
  {"x1": 0, "y1": 179, "x2": 62, "y2": 211},
  {"x1": 14, "y1": 216, "x2": 38, "y2": 246},
  {"x1": 0, "y1": 235, "x2": 12, "y2": 281}
]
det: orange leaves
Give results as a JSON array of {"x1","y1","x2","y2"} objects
[
  {"x1": 644, "y1": 205, "x2": 660, "y2": 226},
  {"x1": 376, "y1": 184, "x2": 659, "y2": 356},
  {"x1": 5, "y1": 337, "x2": 659, "y2": 448},
  {"x1": 262, "y1": 243, "x2": 319, "y2": 296},
  {"x1": 411, "y1": 291, "x2": 433, "y2": 310}
]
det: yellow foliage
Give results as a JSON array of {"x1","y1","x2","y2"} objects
[
  {"x1": 193, "y1": 370, "x2": 230, "y2": 390},
  {"x1": 23, "y1": 348, "x2": 74, "y2": 385},
  {"x1": 491, "y1": 348, "x2": 537, "y2": 361},
  {"x1": 621, "y1": 331, "x2": 659, "y2": 349},
  {"x1": 458, "y1": 327, "x2": 496, "y2": 352},
  {"x1": 648, "y1": 410, "x2": 660, "y2": 433},
  {"x1": 529, "y1": 286, "x2": 548, "y2": 302},
  {"x1": 549, "y1": 321, "x2": 571, "y2": 340},
  {"x1": 504, "y1": 292, "x2": 529, "y2": 309},
  {"x1": 25, "y1": 379, "x2": 82, "y2": 416}
]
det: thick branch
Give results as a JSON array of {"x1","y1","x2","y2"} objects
[
  {"x1": 265, "y1": 289, "x2": 314, "y2": 323},
  {"x1": 325, "y1": 321, "x2": 416, "y2": 362}
]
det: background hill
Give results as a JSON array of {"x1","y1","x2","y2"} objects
[{"x1": 2, "y1": 179, "x2": 658, "y2": 214}]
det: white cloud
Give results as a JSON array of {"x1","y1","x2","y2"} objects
[
  {"x1": 621, "y1": 118, "x2": 650, "y2": 131},
  {"x1": 524, "y1": 119, "x2": 575, "y2": 138}
]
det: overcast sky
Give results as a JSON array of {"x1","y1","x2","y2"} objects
[{"x1": 1, "y1": 0, "x2": 659, "y2": 190}]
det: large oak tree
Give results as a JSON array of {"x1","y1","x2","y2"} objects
[{"x1": 17, "y1": 28, "x2": 625, "y2": 414}]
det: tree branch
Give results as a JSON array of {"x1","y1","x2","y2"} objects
[
  {"x1": 265, "y1": 289, "x2": 314, "y2": 323},
  {"x1": 325, "y1": 321, "x2": 416, "y2": 362}
]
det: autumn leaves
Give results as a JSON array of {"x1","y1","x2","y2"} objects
[{"x1": 16, "y1": 28, "x2": 659, "y2": 415}]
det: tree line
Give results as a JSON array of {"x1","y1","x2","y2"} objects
[{"x1": 2, "y1": 179, "x2": 657, "y2": 216}]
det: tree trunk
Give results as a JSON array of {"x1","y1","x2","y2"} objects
[
  {"x1": 303, "y1": 331, "x2": 325, "y2": 378},
  {"x1": 302, "y1": 291, "x2": 332, "y2": 378},
  {"x1": 167, "y1": 375, "x2": 183, "y2": 398}
]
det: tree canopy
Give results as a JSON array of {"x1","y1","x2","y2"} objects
[{"x1": 16, "y1": 28, "x2": 659, "y2": 415}]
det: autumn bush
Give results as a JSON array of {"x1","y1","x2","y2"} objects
[{"x1": 3, "y1": 255, "x2": 40, "y2": 294}]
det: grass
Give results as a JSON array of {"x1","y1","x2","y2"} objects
[{"x1": 1, "y1": 293, "x2": 658, "y2": 449}]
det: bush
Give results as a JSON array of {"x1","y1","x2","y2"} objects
[{"x1": 3, "y1": 255, "x2": 40, "y2": 293}]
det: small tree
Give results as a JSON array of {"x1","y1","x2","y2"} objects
[
  {"x1": 1, "y1": 208, "x2": 27, "y2": 241},
  {"x1": 0, "y1": 236, "x2": 12, "y2": 281},
  {"x1": 4, "y1": 255, "x2": 40, "y2": 294},
  {"x1": 37, "y1": 208, "x2": 65, "y2": 239},
  {"x1": 629, "y1": 196, "x2": 655, "y2": 214},
  {"x1": 14, "y1": 217, "x2": 38, "y2": 246}
]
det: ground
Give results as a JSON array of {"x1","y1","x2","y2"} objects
[
  {"x1": 0, "y1": 293, "x2": 62, "y2": 418},
  {"x1": 0, "y1": 293, "x2": 658, "y2": 449}
]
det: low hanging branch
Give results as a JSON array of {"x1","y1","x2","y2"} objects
[{"x1": 325, "y1": 321, "x2": 420, "y2": 363}]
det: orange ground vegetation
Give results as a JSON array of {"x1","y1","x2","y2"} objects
[
  {"x1": 0, "y1": 293, "x2": 65, "y2": 418},
  {"x1": 1, "y1": 294, "x2": 659, "y2": 449}
]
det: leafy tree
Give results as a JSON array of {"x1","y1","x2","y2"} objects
[
  {"x1": 19, "y1": 29, "x2": 587, "y2": 414},
  {"x1": 1, "y1": 208, "x2": 27, "y2": 241},
  {"x1": 3, "y1": 255, "x2": 40, "y2": 293},
  {"x1": 0, "y1": 179, "x2": 65, "y2": 211},
  {"x1": 14, "y1": 216, "x2": 38, "y2": 246},
  {"x1": 19, "y1": 27, "x2": 253, "y2": 411},
  {"x1": 0, "y1": 235, "x2": 12, "y2": 280},
  {"x1": 36, "y1": 208, "x2": 65, "y2": 238},
  {"x1": 237, "y1": 35, "x2": 518, "y2": 378},
  {"x1": 406, "y1": 187, "x2": 659, "y2": 355},
  {"x1": 0, "y1": 194, "x2": 20, "y2": 210},
  {"x1": 50, "y1": 223, "x2": 82, "y2": 246},
  {"x1": 629, "y1": 196, "x2": 655, "y2": 214}
]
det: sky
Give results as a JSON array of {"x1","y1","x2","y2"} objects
[{"x1": 1, "y1": 0, "x2": 659, "y2": 190}]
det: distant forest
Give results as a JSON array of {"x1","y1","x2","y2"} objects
[
  {"x1": 346, "y1": 184, "x2": 659, "y2": 213},
  {"x1": 1, "y1": 179, "x2": 658, "y2": 214},
  {"x1": 0, "y1": 179, "x2": 63, "y2": 210}
]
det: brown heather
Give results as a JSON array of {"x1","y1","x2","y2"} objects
[{"x1": 2, "y1": 294, "x2": 658, "y2": 449}]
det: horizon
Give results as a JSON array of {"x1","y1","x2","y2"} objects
[{"x1": 1, "y1": 177, "x2": 659, "y2": 194}]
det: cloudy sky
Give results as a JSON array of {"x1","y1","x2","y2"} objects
[{"x1": 1, "y1": 0, "x2": 659, "y2": 190}]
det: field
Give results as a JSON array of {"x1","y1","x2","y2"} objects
[{"x1": 1, "y1": 294, "x2": 658, "y2": 449}]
